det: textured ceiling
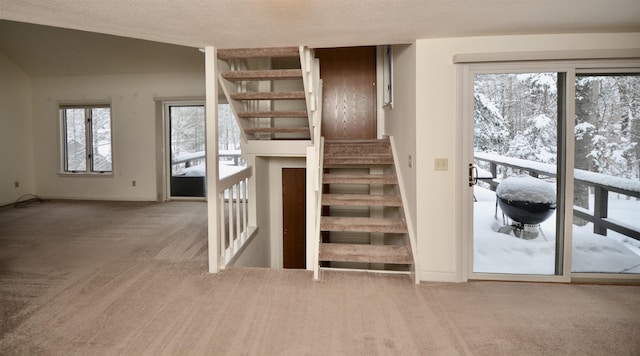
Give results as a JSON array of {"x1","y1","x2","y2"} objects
[
  {"x1": 1, "y1": 0, "x2": 639, "y2": 77},
  {"x1": 1, "y1": 0, "x2": 639, "y2": 49}
]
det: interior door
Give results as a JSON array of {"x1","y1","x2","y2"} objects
[
  {"x1": 316, "y1": 47, "x2": 377, "y2": 139},
  {"x1": 282, "y1": 168, "x2": 306, "y2": 269}
]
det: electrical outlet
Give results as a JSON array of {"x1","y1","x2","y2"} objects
[
  {"x1": 434, "y1": 158, "x2": 448, "y2": 171},
  {"x1": 14, "y1": 181, "x2": 19, "y2": 188},
  {"x1": 408, "y1": 155, "x2": 413, "y2": 168},
  {"x1": 132, "y1": 180, "x2": 136, "y2": 187}
]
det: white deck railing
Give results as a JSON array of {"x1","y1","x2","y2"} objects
[{"x1": 217, "y1": 166, "x2": 257, "y2": 266}]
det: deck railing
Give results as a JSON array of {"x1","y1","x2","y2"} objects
[{"x1": 474, "y1": 152, "x2": 640, "y2": 241}]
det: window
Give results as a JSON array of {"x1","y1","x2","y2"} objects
[{"x1": 60, "y1": 105, "x2": 112, "y2": 173}]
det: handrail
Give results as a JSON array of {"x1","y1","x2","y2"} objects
[
  {"x1": 474, "y1": 152, "x2": 640, "y2": 241},
  {"x1": 218, "y1": 166, "x2": 252, "y2": 191}
]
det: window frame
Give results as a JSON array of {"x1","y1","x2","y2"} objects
[{"x1": 59, "y1": 103, "x2": 114, "y2": 176}]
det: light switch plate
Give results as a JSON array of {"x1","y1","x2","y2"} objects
[{"x1": 434, "y1": 158, "x2": 448, "y2": 171}]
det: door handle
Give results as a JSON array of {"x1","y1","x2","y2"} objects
[{"x1": 468, "y1": 164, "x2": 478, "y2": 187}]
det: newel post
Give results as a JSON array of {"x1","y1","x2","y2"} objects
[{"x1": 205, "y1": 46, "x2": 220, "y2": 273}]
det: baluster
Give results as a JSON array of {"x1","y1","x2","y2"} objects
[
  {"x1": 228, "y1": 186, "x2": 235, "y2": 253},
  {"x1": 593, "y1": 186, "x2": 608, "y2": 236},
  {"x1": 242, "y1": 178, "x2": 248, "y2": 235},
  {"x1": 235, "y1": 183, "x2": 241, "y2": 243},
  {"x1": 219, "y1": 191, "x2": 226, "y2": 263}
]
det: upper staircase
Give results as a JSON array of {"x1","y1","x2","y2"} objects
[
  {"x1": 217, "y1": 47, "x2": 318, "y2": 141},
  {"x1": 318, "y1": 138, "x2": 415, "y2": 274}
]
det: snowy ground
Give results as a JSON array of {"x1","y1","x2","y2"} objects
[{"x1": 473, "y1": 186, "x2": 640, "y2": 275}]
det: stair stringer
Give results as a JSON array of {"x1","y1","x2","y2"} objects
[
  {"x1": 310, "y1": 137, "x2": 324, "y2": 279},
  {"x1": 217, "y1": 58, "x2": 251, "y2": 143},
  {"x1": 388, "y1": 135, "x2": 421, "y2": 284}
]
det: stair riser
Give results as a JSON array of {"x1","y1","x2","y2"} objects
[
  {"x1": 325, "y1": 144, "x2": 391, "y2": 157},
  {"x1": 320, "y1": 225, "x2": 407, "y2": 234},
  {"x1": 319, "y1": 243, "x2": 413, "y2": 264}
]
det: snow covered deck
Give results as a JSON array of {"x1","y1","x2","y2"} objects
[{"x1": 474, "y1": 185, "x2": 640, "y2": 275}]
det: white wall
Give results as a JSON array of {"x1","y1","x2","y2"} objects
[
  {"x1": 415, "y1": 32, "x2": 640, "y2": 282},
  {"x1": 233, "y1": 156, "x2": 271, "y2": 267},
  {"x1": 31, "y1": 72, "x2": 204, "y2": 200},
  {"x1": 0, "y1": 51, "x2": 34, "y2": 206},
  {"x1": 383, "y1": 43, "x2": 418, "y2": 264}
]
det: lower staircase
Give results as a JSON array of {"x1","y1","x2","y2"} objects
[{"x1": 319, "y1": 138, "x2": 415, "y2": 274}]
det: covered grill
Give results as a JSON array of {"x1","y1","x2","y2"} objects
[{"x1": 496, "y1": 176, "x2": 556, "y2": 239}]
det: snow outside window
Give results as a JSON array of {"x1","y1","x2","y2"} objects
[{"x1": 60, "y1": 105, "x2": 113, "y2": 173}]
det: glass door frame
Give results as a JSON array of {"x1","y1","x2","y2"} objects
[
  {"x1": 461, "y1": 61, "x2": 574, "y2": 282},
  {"x1": 461, "y1": 59, "x2": 640, "y2": 283},
  {"x1": 164, "y1": 100, "x2": 206, "y2": 201}
]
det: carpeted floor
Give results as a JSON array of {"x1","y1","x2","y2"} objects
[{"x1": 0, "y1": 200, "x2": 639, "y2": 355}]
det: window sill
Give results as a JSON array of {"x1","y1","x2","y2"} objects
[{"x1": 57, "y1": 172, "x2": 114, "y2": 178}]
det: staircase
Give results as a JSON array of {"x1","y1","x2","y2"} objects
[
  {"x1": 318, "y1": 138, "x2": 415, "y2": 274},
  {"x1": 217, "y1": 47, "x2": 315, "y2": 141}
]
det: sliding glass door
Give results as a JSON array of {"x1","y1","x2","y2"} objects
[
  {"x1": 467, "y1": 62, "x2": 640, "y2": 281},
  {"x1": 471, "y1": 71, "x2": 564, "y2": 276},
  {"x1": 572, "y1": 73, "x2": 640, "y2": 274}
]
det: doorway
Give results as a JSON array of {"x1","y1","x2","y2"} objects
[
  {"x1": 471, "y1": 72, "x2": 563, "y2": 277},
  {"x1": 465, "y1": 63, "x2": 640, "y2": 282},
  {"x1": 282, "y1": 168, "x2": 306, "y2": 269},
  {"x1": 166, "y1": 103, "x2": 206, "y2": 198},
  {"x1": 315, "y1": 47, "x2": 377, "y2": 139}
]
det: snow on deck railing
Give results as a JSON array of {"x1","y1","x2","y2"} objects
[
  {"x1": 475, "y1": 152, "x2": 640, "y2": 195},
  {"x1": 217, "y1": 166, "x2": 256, "y2": 266},
  {"x1": 474, "y1": 152, "x2": 640, "y2": 241}
]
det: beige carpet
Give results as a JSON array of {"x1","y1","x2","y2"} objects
[{"x1": 1, "y1": 200, "x2": 639, "y2": 355}]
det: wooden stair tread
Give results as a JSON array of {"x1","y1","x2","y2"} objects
[
  {"x1": 319, "y1": 243, "x2": 413, "y2": 264},
  {"x1": 217, "y1": 47, "x2": 299, "y2": 59},
  {"x1": 245, "y1": 127, "x2": 310, "y2": 134},
  {"x1": 320, "y1": 216, "x2": 407, "y2": 233},
  {"x1": 230, "y1": 91, "x2": 305, "y2": 100},
  {"x1": 237, "y1": 111, "x2": 308, "y2": 119},
  {"x1": 322, "y1": 194, "x2": 402, "y2": 207},
  {"x1": 324, "y1": 156, "x2": 394, "y2": 166},
  {"x1": 221, "y1": 69, "x2": 302, "y2": 81},
  {"x1": 322, "y1": 173, "x2": 397, "y2": 184},
  {"x1": 324, "y1": 139, "x2": 389, "y2": 144}
]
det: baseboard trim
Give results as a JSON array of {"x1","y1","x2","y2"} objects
[{"x1": 419, "y1": 270, "x2": 465, "y2": 283}]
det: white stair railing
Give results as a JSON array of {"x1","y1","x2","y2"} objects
[
  {"x1": 388, "y1": 136, "x2": 421, "y2": 284},
  {"x1": 217, "y1": 166, "x2": 257, "y2": 267}
]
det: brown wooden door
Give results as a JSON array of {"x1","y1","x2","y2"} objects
[
  {"x1": 316, "y1": 47, "x2": 377, "y2": 139},
  {"x1": 282, "y1": 168, "x2": 306, "y2": 269}
]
